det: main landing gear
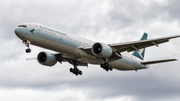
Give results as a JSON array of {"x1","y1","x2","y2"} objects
[
  {"x1": 69, "y1": 60, "x2": 82, "y2": 76},
  {"x1": 23, "y1": 40, "x2": 31, "y2": 53},
  {"x1": 70, "y1": 67, "x2": 82, "y2": 76},
  {"x1": 100, "y1": 63, "x2": 113, "y2": 71}
]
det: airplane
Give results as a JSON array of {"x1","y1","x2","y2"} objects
[{"x1": 14, "y1": 23, "x2": 180, "y2": 76}]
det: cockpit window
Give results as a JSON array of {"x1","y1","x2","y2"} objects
[{"x1": 18, "y1": 25, "x2": 27, "y2": 28}]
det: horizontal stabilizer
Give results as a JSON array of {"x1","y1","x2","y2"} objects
[{"x1": 141, "y1": 59, "x2": 177, "y2": 65}]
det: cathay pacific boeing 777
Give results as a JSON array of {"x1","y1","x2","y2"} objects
[{"x1": 15, "y1": 23, "x2": 180, "y2": 76}]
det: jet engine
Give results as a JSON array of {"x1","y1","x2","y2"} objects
[
  {"x1": 92, "y1": 42, "x2": 113, "y2": 58},
  {"x1": 37, "y1": 52, "x2": 57, "y2": 66}
]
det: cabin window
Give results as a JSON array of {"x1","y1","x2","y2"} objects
[{"x1": 18, "y1": 25, "x2": 27, "y2": 28}]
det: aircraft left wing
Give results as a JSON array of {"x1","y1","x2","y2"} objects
[{"x1": 109, "y1": 35, "x2": 180, "y2": 52}]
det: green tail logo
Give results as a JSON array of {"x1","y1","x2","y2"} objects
[{"x1": 132, "y1": 33, "x2": 148, "y2": 60}]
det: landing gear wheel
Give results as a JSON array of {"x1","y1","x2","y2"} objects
[
  {"x1": 79, "y1": 71, "x2": 82, "y2": 75},
  {"x1": 100, "y1": 64, "x2": 104, "y2": 68},
  {"x1": 75, "y1": 72, "x2": 78, "y2": 76},
  {"x1": 109, "y1": 66, "x2": 113, "y2": 71},
  {"x1": 70, "y1": 68, "x2": 73, "y2": 73},
  {"x1": 100, "y1": 63, "x2": 113, "y2": 72},
  {"x1": 26, "y1": 49, "x2": 31, "y2": 53}
]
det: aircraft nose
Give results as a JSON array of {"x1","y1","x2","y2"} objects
[
  {"x1": 14, "y1": 27, "x2": 26, "y2": 39},
  {"x1": 14, "y1": 28, "x2": 20, "y2": 36},
  {"x1": 14, "y1": 27, "x2": 25, "y2": 37}
]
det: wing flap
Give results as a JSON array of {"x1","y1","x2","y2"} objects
[{"x1": 141, "y1": 59, "x2": 177, "y2": 65}]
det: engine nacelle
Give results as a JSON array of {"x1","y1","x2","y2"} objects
[
  {"x1": 92, "y1": 42, "x2": 113, "y2": 58},
  {"x1": 37, "y1": 52, "x2": 57, "y2": 66}
]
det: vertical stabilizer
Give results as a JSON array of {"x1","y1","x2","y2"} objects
[{"x1": 132, "y1": 33, "x2": 148, "y2": 60}]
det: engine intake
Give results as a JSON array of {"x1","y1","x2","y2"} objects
[
  {"x1": 37, "y1": 52, "x2": 57, "y2": 66},
  {"x1": 92, "y1": 42, "x2": 112, "y2": 58}
]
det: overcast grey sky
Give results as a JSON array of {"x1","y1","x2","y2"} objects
[{"x1": 1, "y1": 0, "x2": 180, "y2": 101}]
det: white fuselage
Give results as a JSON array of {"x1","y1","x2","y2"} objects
[{"x1": 15, "y1": 23, "x2": 148, "y2": 71}]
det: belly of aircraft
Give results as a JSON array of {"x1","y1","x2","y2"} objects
[
  {"x1": 109, "y1": 61, "x2": 135, "y2": 70},
  {"x1": 25, "y1": 35, "x2": 103, "y2": 64}
]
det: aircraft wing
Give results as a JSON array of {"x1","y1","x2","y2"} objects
[
  {"x1": 81, "y1": 35, "x2": 180, "y2": 54},
  {"x1": 109, "y1": 35, "x2": 180, "y2": 52}
]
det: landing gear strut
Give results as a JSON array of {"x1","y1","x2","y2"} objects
[
  {"x1": 23, "y1": 40, "x2": 31, "y2": 53},
  {"x1": 69, "y1": 60, "x2": 82, "y2": 76}
]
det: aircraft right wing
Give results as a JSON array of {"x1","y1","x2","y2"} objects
[
  {"x1": 109, "y1": 35, "x2": 180, "y2": 52},
  {"x1": 81, "y1": 35, "x2": 180, "y2": 54},
  {"x1": 80, "y1": 34, "x2": 180, "y2": 62}
]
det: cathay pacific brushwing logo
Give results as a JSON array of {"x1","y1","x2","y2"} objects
[{"x1": 30, "y1": 28, "x2": 35, "y2": 34}]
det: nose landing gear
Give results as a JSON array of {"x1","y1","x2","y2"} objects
[
  {"x1": 23, "y1": 40, "x2": 31, "y2": 53},
  {"x1": 26, "y1": 48, "x2": 31, "y2": 53}
]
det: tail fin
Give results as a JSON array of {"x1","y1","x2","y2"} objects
[{"x1": 132, "y1": 33, "x2": 148, "y2": 60}]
